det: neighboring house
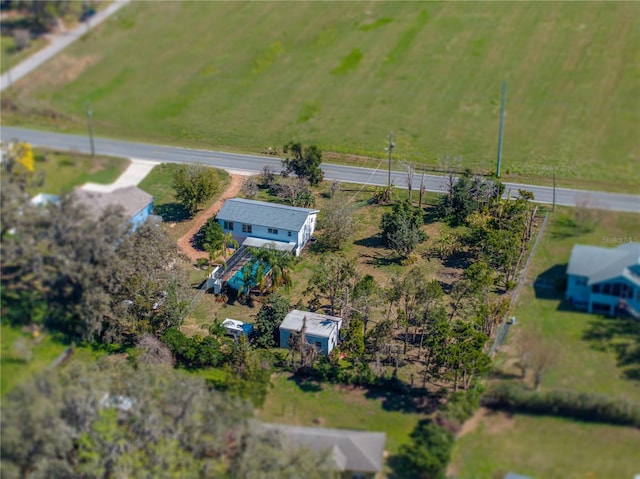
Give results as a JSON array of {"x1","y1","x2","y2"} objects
[
  {"x1": 566, "y1": 242, "x2": 640, "y2": 317},
  {"x1": 74, "y1": 186, "x2": 155, "y2": 230},
  {"x1": 221, "y1": 318, "x2": 253, "y2": 339},
  {"x1": 216, "y1": 198, "x2": 319, "y2": 256},
  {"x1": 279, "y1": 309, "x2": 342, "y2": 355},
  {"x1": 30, "y1": 193, "x2": 61, "y2": 207},
  {"x1": 262, "y1": 423, "x2": 386, "y2": 479}
]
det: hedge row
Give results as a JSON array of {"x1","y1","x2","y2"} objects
[{"x1": 483, "y1": 382, "x2": 640, "y2": 427}]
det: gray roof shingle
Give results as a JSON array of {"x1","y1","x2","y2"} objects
[
  {"x1": 74, "y1": 186, "x2": 153, "y2": 220},
  {"x1": 567, "y1": 243, "x2": 640, "y2": 285},
  {"x1": 216, "y1": 198, "x2": 318, "y2": 232},
  {"x1": 262, "y1": 423, "x2": 386, "y2": 473}
]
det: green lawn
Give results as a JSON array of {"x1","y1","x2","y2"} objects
[
  {"x1": 258, "y1": 373, "x2": 425, "y2": 456},
  {"x1": 0, "y1": 34, "x2": 48, "y2": 74},
  {"x1": 4, "y1": 2, "x2": 639, "y2": 192},
  {"x1": 31, "y1": 148, "x2": 128, "y2": 195},
  {"x1": 450, "y1": 412, "x2": 640, "y2": 479},
  {"x1": 137, "y1": 163, "x2": 230, "y2": 242},
  {"x1": 497, "y1": 208, "x2": 640, "y2": 402},
  {"x1": 0, "y1": 324, "x2": 104, "y2": 396}
]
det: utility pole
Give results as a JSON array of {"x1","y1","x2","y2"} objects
[
  {"x1": 386, "y1": 131, "x2": 395, "y2": 187},
  {"x1": 496, "y1": 81, "x2": 507, "y2": 177},
  {"x1": 85, "y1": 101, "x2": 95, "y2": 157},
  {"x1": 552, "y1": 173, "x2": 556, "y2": 212}
]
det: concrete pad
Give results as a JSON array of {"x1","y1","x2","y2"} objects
[{"x1": 81, "y1": 158, "x2": 158, "y2": 192}]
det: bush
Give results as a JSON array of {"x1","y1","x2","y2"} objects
[
  {"x1": 483, "y1": 382, "x2": 640, "y2": 427},
  {"x1": 161, "y1": 328, "x2": 228, "y2": 369}
]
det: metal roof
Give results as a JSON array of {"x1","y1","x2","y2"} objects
[
  {"x1": 73, "y1": 186, "x2": 153, "y2": 220},
  {"x1": 217, "y1": 198, "x2": 318, "y2": 232},
  {"x1": 279, "y1": 310, "x2": 342, "y2": 338},
  {"x1": 567, "y1": 243, "x2": 640, "y2": 286},
  {"x1": 262, "y1": 423, "x2": 386, "y2": 473},
  {"x1": 242, "y1": 237, "x2": 296, "y2": 252}
]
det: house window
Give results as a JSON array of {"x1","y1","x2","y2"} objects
[
  {"x1": 612, "y1": 283, "x2": 621, "y2": 297},
  {"x1": 603, "y1": 284, "x2": 611, "y2": 295},
  {"x1": 288, "y1": 231, "x2": 292, "y2": 237},
  {"x1": 268, "y1": 227, "x2": 278, "y2": 235},
  {"x1": 242, "y1": 224, "x2": 252, "y2": 233},
  {"x1": 592, "y1": 284, "x2": 600, "y2": 293},
  {"x1": 315, "y1": 341, "x2": 322, "y2": 350},
  {"x1": 223, "y1": 221, "x2": 234, "y2": 230}
]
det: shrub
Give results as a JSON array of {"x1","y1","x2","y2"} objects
[{"x1": 483, "y1": 382, "x2": 640, "y2": 427}]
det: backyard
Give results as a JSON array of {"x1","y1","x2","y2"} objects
[
  {"x1": 2, "y1": 2, "x2": 638, "y2": 192},
  {"x1": 449, "y1": 207, "x2": 640, "y2": 477}
]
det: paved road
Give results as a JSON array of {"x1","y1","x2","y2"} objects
[
  {"x1": 2, "y1": 126, "x2": 638, "y2": 213},
  {"x1": 0, "y1": 1, "x2": 130, "y2": 92}
]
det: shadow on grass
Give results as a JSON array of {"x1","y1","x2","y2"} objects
[
  {"x1": 442, "y1": 250, "x2": 474, "y2": 269},
  {"x1": 154, "y1": 202, "x2": 191, "y2": 223},
  {"x1": 287, "y1": 375, "x2": 323, "y2": 393},
  {"x1": 364, "y1": 385, "x2": 439, "y2": 414},
  {"x1": 533, "y1": 264, "x2": 567, "y2": 300},
  {"x1": 583, "y1": 315, "x2": 640, "y2": 381}
]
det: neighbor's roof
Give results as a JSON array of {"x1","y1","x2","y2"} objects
[
  {"x1": 279, "y1": 309, "x2": 342, "y2": 338},
  {"x1": 262, "y1": 423, "x2": 386, "y2": 473},
  {"x1": 30, "y1": 193, "x2": 61, "y2": 206},
  {"x1": 222, "y1": 319, "x2": 244, "y2": 330},
  {"x1": 74, "y1": 186, "x2": 153, "y2": 220},
  {"x1": 217, "y1": 198, "x2": 318, "y2": 232},
  {"x1": 567, "y1": 243, "x2": 640, "y2": 285}
]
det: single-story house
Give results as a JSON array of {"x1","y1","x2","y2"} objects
[
  {"x1": 262, "y1": 423, "x2": 386, "y2": 479},
  {"x1": 216, "y1": 198, "x2": 319, "y2": 256},
  {"x1": 566, "y1": 242, "x2": 640, "y2": 317},
  {"x1": 279, "y1": 309, "x2": 342, "y2": 355},
  {"x1": 74, "y1": 186, "x2": 155, "y2": 230},
  {"x1": 221, "y1": 318, "x2": 253, "y2": 339}
]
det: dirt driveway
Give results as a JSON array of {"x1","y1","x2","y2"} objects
[{"x1": 177, "y1": 174, "x2": 247, "y2": 262}]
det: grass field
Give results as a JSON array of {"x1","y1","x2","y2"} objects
[
  {"x1": 450, "y1": 411, "x2": 640, "y2": 479},
  {"x1": 3, "y1": 2, "x2": 639, "y2": 191},
  {"x1": 1, "y1": 34, "x2": 48, "y2": 74},
  {"x1": 497, "y1": 207, "x2": 640, "y2": 402},
  {"x1": 258, "y1": 373, "x2": 425, "y2": 456},
  {"x1": 31, "y1": 148, "x2": 128, "y2": 195}
]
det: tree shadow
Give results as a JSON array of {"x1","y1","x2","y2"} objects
[
  {"x1": 363, "y1": 385, "x2": 439, "y2": 414},
  {"x1": 353, "y1": 235, "x2": 386, "y2": 249},
  {"x1": 442, "y1": 250, "x2": 474, "y2": 269},
  {"x1": 154, "y1": 203, "x2": 191, "y2": 223},
  {"x1": 287, "y1": 374, "x2": 323, "y2": 393},
  {"x1": 422, "y1": 205, "x2": 442, "y2": 224},
  {"x1": 533, "y1": 264, "x2": 567, "y2": 300},
  {"x1": 582, "y1": 315, "x2": 640, "y2": 381}
]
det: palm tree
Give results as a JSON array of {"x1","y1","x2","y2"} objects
[{"x1": 221, "y1": 231, "x2": 239, "y2": 266}]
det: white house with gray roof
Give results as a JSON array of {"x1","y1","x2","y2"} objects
[
  {"x1": 216, "y1": 198, "x2": 319, "y2": 256},
  {"x1": 262, "y1": 423, "x2": 386, "y2": 479},
  {"x1": 279, "y1": 309, "x2": 342, "y2": 355},
  {"x1": 566, "y1": 243, "x2": 640, "y2": 317}
]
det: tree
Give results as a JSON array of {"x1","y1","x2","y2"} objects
[
  {"x1": 516, "y1": 329, "x2": 558, "y2": 390},
  {"x1": 172, "y1": 164, "x2": 220, "y2": 215},
  {"x1": 395, "y1": 419, "x2": 454, "y2": 479},
  {"x1": 305, "y1": 254, "x2": 357, "y2": 317},
  {"x1": 1, "y1": 192, "x2": 189, "y2": 344},
  {"x1": 241, "y1": 175, "x2": 259, "y2": 199},
  {"x1": 317, "y1": 198, "x2": 355, "y2": 250},
  {"x1": 201, "y1": 217, "x2": 225, "y2": 261},
  {"x1": 439, "y1": 168, "x2": 503, "y2": 225},
  {"x1": 380, "y1": 200, "x2": 427, "y2": 258},
  {"x1": 282, "y1": 142, "x2": 324, "y2": 186},
  {"x1": 405, "y1": 162, "x2": 415, "y2": 202},
  {"x1": 253, "y1": 294, "x2": 290, "y2": 348},
  {"x1": 352, "y1": 274, "x2": 380, "y2": 334},
  {"x1": 2, "y1": 361, "x2": 327, "y2": 478},
  {"x1": 136, "y1": 335, "x2": 175, "y2": 368},
  {"x1": 342, "y1": 318, "x2": 365, "y2": 359}
]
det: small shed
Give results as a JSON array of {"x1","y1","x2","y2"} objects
[
  {"x1": 279, "y1": 310, "x2": 342, "y2": 355},
  {"x1": 221, "y1": 318, "x2": 253, "y2": 339}
]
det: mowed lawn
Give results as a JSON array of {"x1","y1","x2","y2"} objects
[
  {"x1": 4, "y1": 2, "x2": 639, "y2": 191},
  {"x1": 258, "y1": 373, "x2": 425, "y2": 456},
  {"x1": 449, "y1": 208, "x2": 640, "y2": 477},
  {"x1": 450, "y1": 411, "x2": 640, "y2": 479}
]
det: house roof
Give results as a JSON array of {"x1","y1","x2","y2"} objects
[
  {"x1": 242, "y1": 237, "x2": 296, "y2": 253},
  {"x1": 567, "y1": 243, "x2": 640, "y2": 286},
  {"x1": 279, "y1": 309, "x2": 342, "y2": 338},
  {"x1": 262, "y1": 423, "x2": 386, "y2": 473},
  {"x1": 74, "y1": 186, "x2": 153, "y2": 220},
  {"x1": 216, "y1": 198, "x2": 318, "y2": 232},
  {"x1": 30, "y1": 193, "x2": 61, "y2": 206}
]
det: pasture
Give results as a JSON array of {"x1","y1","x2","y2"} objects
[{"x1": 3, "y1": 2, "x2": 639, "y2": 191}]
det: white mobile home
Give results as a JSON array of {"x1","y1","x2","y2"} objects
[{"x1": 279, "y1": 309, "x2": 342, "y2": 355}]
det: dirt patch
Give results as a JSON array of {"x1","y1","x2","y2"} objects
[
  {"x1": 176, "y1": 174, "x2": 247, "y2": 262},
  {"x1": 24, "y1": 53, "x2": 99, "y2": 91},
  {"x1": 457, "y1": 407, "x2": 514, "y2": 438}
]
